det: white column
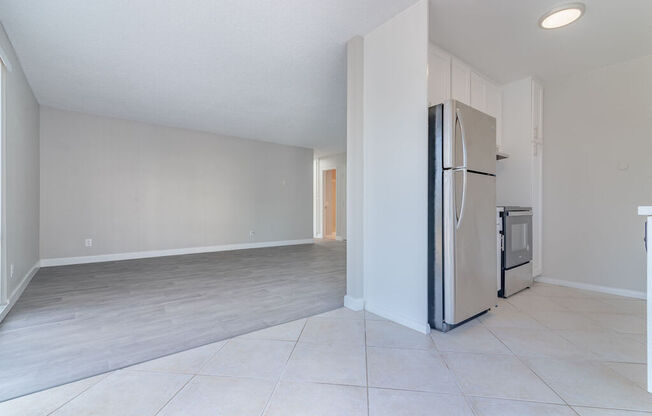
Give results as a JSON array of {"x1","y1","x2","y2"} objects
[
  {"x1": 637, "y1": 206, "x2": 652, "y2": 392},
  {"x1": 344, "y1": 36, "x2": 364, "y2": 310},
  {"x1": 360, "y1": 0, "x2": 430, "y2": 333}
]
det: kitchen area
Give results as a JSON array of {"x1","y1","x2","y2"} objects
[
  {"x1": 346, "y1": 1, "x2": 652, "y2": 411},
  {"x1": 426, "y1": 41, "x2": 541, "y2": 331}
]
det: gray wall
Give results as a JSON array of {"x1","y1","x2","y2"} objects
[
  {"x1": 543, "y1": 53, "x2": 652, "y2": 294},
  {"x1": 0, "y1": 25, "x2": 40, "y2": 300},
  {"x1": 40, "y1": 107, "x2": 313, "y2": 260}
]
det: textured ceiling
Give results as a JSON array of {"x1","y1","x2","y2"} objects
[
  {"x1": 0, "y1": 0, "x2": 417, "y2": 153},
  {"x1": 429, "y1": 0, "x2": 652, "y2": 84},
  {"x1": 3, "y1": 1, "x2": 650, "y2": 153}
]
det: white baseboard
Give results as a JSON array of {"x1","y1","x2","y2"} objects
[
  {"x1": 335, "y1": 235, "x2": 345, "y2": 241},
  {"x1": 343, "y1": 295, "x2": 364, "y2": 311},
  {"x1": 40, "y1": 239, "x2": 315, "y2": 267},
  {"x1": 0, "y1": 261, "x2": 40, "y2": 322},
  {"x1": 364, "y1": 301, "x2": 430, "y2": 334},
  {"x1": 535, "y1": 276, "x2": 646, "y2": 300}
]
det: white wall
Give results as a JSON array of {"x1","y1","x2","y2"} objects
[
  {"x1": 361, "y1": 0, "x2": 429, "y2": 332},
  {"x1": 0, "y1": 24, "x2": 40, "y2": 318},
  {"x1": 314, "y1": 153, "x2": 346, "y2": 239},
  {"x1": 39, "y1": 107, "x2": 314, "y2": 261},
  {"x1": 543, "y1": 54, "x2": 652, "y2": 296}
]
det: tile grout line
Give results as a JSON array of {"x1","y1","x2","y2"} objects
[
  {"x1": 152, "y1": 374, "x2": 196, "y2": 416},
  {"x1": 258, "y1": 317, "x2": 309, "y2": 416},
  {"x1": 482, "y1": 323, "x2": 579, "y2": 413},
  {"x1": 45, "y1": 371, "x2": 113, "y2": 416},
  {"x1": 194, "y1": 338, "x2": 231, "y2": 375},
  {"x1": 431, "y1": 329, "x2": 481, "y2": 416}
]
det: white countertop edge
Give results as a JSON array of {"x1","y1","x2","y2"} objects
[{"x1": 638, "y1": 206, "x2": 652, "y2": 216}]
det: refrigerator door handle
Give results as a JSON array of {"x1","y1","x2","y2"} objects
[
  {"x1": 453, "y1": 167, "x2": 467, "y2": 229},
  {"x1": 455, "y1": 107, "x2": 468, "y2": 169}
]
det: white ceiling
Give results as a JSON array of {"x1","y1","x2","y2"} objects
[
  {"x1": 0, "y1": 0, "x2": 416, "y2": 154},
  {"x1": 429, "y1": 0, "x2": 652, "y2": 84},
  {"x1": 3, "y1": 1, "x2": 651, "y2": 153}
]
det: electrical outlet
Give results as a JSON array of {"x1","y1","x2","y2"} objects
[
  {"x1": 249, "y1": 230, "x2": 255, "y2": 240},
  {"x1": 10, "y1": 264, "x2": 14, "y2": 279},
  {"x1": 85, "y1": 238, "x2": 93, "y2": 247}
]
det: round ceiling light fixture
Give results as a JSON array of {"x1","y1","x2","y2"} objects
[{"x1": 538, "y1": 3, "x2": 585, "y2": 29}]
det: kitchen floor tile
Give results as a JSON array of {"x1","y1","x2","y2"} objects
[
  {"x1": 315, "y1": 307, "x2": 365, "y2": 320},
  {"x1": 600, "y1": 299, "x2": 646, "y2": 316},
  {"x1": 443, "y1": 352, "x2": 563, "y2": 403},
  {"x1": 555, "y1": 330, "x2": 646, "y2": 363},
  {"x1": 157, "y1": 376, "x2": 274, "y2": 416},
  {"x1": 467, "y1": 396, "x2": 577, "y2": 415},
  {"x1": 366, "y1": 319, "x2": 435, "y2": 350},
  {"x1": 264, "y1": 381, "x2": 367, "y2": 416},
  {"x1": 507, "y1": 292, "x2": 570, "y2": 314},
  {"x1": 51, "y1": 370, "x2": 191, "y2": 416},
  {"x1": 281, "y1": 342, "x2": 367, "y2": 386},
  {"x1": 130, "y1": 341, "x2": 226, "y2": 374},
  {"x1": 431, "y1": 323, "x2": 512, "y2": 355},
  {"x1": 551, "y1": 297, "x2": 613, "y2": 313},
  {"x1": 367, "y1": 346, "x2": 460, "y2": 394},
  {"x1": 199, "y1": 338, "x2": 294, "y2": 380},
  {"x1": 490, "y1": 327, "x2": 584, "y2": 359},
  {"x1": 478, "y1": 303, "x2": 545, "y2": 329},
  {"x1": 523, "y1": 357, "x2": 652, "y2": 411},
  {"x1": 298, "y1": 317, "x2": 365, "y2": 346},
  {"x1": 604, "y1": 362, "x2": 647, "y2": 390},
  {"x1": 524, "y1": 309, "x2": 603, "y2": 331},
  {"x1": 573, "y1": 407, "x2": 652, "y2": 415},
  {"x1": 586, "y1": 313, "x2": 646, "y2": 335},
  {"x1": 0, "y1": 373, "x2": 109, "y2": 416},
  {"x1": 527, "y1": 284, "x2": 597, "y2": 298},
  {"x1": 240, "y1": 318, "x2": 307, "y2": 341},
  {"x1": 368, "y1": 388, "x2": 474, "y2": 416},
  {"x1": 365, "y1": 311, "x2": 387, "y2": 321}
]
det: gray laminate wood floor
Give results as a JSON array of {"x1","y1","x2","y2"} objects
[{"x1": 0, "y1": 240, "x2": 345, "y2": 401}]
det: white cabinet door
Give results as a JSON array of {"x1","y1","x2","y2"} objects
[
  {"x1": 470, "y1": 71, "x2": 487, "y2": 113},
  {"x1": 485, "y1": 82, "x2": 502, "y2": 149},
  {"x1": 451, "y1": 58, "x2": 470, "y2": 105},
  {"x1": 428, "y1": 47, "x2": 451, "y2": 106},
  {"x1": 532, "y1": 80, "x2": 543, "y2": 142}
]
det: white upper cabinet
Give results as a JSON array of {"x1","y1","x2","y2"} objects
[
  {"x1": 427, "y1": 43, "x2": 503, "y2": 149},
  {"x1": 451, "y1": 58, "x2": 471, "y2": 105},
  {"x1": 470, "y1": 71, "x2": 487, "y2": 111},
  {"x1": 532, "y1": 79, "x2": 543, "y2": 143},
  {"x1": 428, "y1": 47, "x2": 451, "y2": 107},
  {"x1": 486, "y1": 82, "x2": 502, "y2": 149}
]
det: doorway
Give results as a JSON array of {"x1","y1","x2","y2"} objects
[{"x1": 322, "y1": 169, "x2": 337, "y2": 240}]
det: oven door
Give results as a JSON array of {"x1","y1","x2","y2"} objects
[{"x1": 504, "y1": 211, "x2": 533, "y2": 269}]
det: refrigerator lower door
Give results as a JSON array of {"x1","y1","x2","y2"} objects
[{"x1": 444, "y1": 170, "x2": 497, "y2": 326}]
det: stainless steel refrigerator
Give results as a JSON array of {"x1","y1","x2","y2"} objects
[{"x1": 428, "y1": 100, "x2": 497, "y2": 332}]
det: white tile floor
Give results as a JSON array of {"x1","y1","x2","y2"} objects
[{"x1": 0, "y1": 282, "x2": 649, "y2": 415}]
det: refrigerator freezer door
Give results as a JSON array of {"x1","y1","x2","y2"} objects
[
  {"x1": 444, "y1": 170, "x2": 497, "y2": 325},
  {"x1": 443, "y1": 100, "x2": 496, "y2": 174}
]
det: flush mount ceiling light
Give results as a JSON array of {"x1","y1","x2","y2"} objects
[{"x1": 539, "y1": 3, "x2": 585, "y2": 29}]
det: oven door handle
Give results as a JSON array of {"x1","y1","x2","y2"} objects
[{"x1": 506, "y1": 211, "x2": 532, "y2": 217}]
